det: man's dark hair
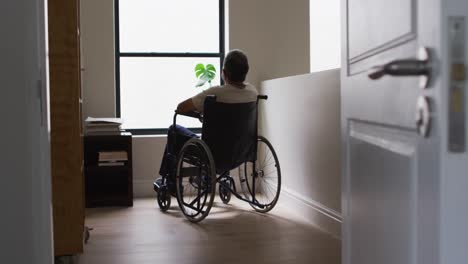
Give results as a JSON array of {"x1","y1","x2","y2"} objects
[{"x1": 223, "y1": 49, "x2": 249, "y2": 83}]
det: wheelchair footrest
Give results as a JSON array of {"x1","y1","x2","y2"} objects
[
  {"x1": 154, "y1": 177, "x2": 178, "y2": 197},
  {"x1": 153, "y1": 178, "x2": 163, "y2": 193}
]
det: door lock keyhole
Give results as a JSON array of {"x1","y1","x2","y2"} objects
[{"x1": 416, "y1": 96, "x2": 431, "y2": 137}]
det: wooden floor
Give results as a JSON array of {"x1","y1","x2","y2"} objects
[{"x1": 79, "y1": 198, "x2": 340, "y2": 264}]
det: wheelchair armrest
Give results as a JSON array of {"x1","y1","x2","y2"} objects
[
  {"x1": 176, "y1": 110, "x2": 202, "y2": 119},
  {"x1": 173, "y1": 110, "x2": 203, "y2": 126}
]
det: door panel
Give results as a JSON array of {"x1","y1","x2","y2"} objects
[
  {"x1": 349, "y1": 0, "x2": 416, "y2": 63},
  {"x1": 348, "y1": 121, "x2": 417, "y2": 264},
  {"x1": 342, "y1": 75, "x2": 420, "y2": 129},
  {"x1": 344, "y1": 0, "x2": 420, "y2": 129},
  {"x1": 342, "y1": 0, "x2": 441, "y2": 264}
]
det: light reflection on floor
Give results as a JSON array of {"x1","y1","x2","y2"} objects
[{"x1": 80, "y1": 198, "x2": 341, "y2": 264}]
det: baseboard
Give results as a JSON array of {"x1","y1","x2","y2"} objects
[
  {"x1": 280, "y1": 187, "x2": 342, "y2": 239},
  {"x1": 133, "y1": 179, "x2": 156, "y2": 198}
]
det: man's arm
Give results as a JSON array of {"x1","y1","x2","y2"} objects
[{"x1": 176, "y1": 98, "x2": 197, "y2": 113}]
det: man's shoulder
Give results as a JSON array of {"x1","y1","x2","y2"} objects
[
  {"x1": 244, "y1": 83, "x2": 258, "y2": 91},
  {"x1": 202, "y1": 85, "x2": 223, "y2": 94},
  {"x1": 202, "y1": 83, "x2": 258, "y2": 96}
]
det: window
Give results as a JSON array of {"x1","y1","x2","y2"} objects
[
  {"x1": 309, "y1": 0, "x2": 341, "y2": 72},
  {"x1": 115, "y1": 0, "x2": 225, "y2": 134}
]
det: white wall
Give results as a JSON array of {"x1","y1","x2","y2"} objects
[
  {"x1": 260, "y1": 69, "x2": 341, "y2": 236},
  {"x1": 81, "y1": 0, "x2": 116, "y2": 119},
  {"x1": 230, "y1": 0, "x2": 310, "y2": 88},
  {"x1": 80, "y1": 0, "x2": 311, "y2": 197},
  {"x1": 132, "y1": 136, "x2": 167, "y2": 197}
]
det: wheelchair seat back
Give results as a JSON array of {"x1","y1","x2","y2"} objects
[{"x1": 202, "y1": 95, "x2": 258, "y2": 173}]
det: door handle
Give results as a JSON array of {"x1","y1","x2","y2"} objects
[{"x1": 368, "y1": 47, "x2": 432, "y2": 88}]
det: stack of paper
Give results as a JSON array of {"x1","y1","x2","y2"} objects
[{"x1": 85, "y1": 117, "x2": 124, "y2": 135}]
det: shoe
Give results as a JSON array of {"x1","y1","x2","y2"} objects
[{"x1": 153, "y1": 177, "x2": 163, "y2": 192}]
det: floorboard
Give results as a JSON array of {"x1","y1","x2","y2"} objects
[{"x1": 79, "y1": 198, "x2": 340, "y2": 264}]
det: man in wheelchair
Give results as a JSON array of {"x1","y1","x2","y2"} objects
[
  {"x1": 154, "y1": 50, "x2": 281, "y2": 222},
  {"x1": 158, "y1": 49, "x2": 258, "y2": 181}
]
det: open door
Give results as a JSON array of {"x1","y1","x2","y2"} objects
[
  {"x1": 1, "y1": 0, "x2": 53, "y2": 263},
  {"x1": 341, "y1": 0, "x2": 468, "y2": 263}
]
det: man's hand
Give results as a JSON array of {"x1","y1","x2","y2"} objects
[{"x1": 176, "y1": 99, "x2": 203, "y2": 122}]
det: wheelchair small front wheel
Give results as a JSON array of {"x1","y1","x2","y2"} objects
[
  {"x1": 157, "y1": 187, "x2": 171, "y2": 212},
  {"x1": 241, "y1": 136, "x2": 281, "y2": 213},
  {"x1": 175, "y1": 138, "x2": 216, "y2": 223},
  {"x1": 219, "y1": 180, "x2": 232, "y2": 204}
]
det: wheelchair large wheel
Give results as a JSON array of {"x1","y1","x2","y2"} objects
[
  {"x1": 175, "y1": 138, "x2": 216, "y2": 222},
  {"x1": 240, "y1": 136, "x2": 281, "y2": 213}
]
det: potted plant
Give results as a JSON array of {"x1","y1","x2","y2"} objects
[{"x1": 194, "y1": 63, "x2": 216, "y2": 88}]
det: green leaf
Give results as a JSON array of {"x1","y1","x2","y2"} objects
[
  {"x1": 194, "y1": 63, "x2": 217, "y2": 87},
  {"x1": 207, "y1": 71, "x2": 215, "y2": 79},
  {"x1": 206, "y1": 64, "x2": 216, "y2": 73},
  {"x1": 195, "y1": 63, "x2": 205, "y2": 78}
]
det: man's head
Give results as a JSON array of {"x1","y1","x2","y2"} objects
[{"x1": 222, "y1": 49, "x2": 249, "y2": 83}]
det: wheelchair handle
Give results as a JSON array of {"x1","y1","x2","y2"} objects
[{"x1": 257, "y1": 95, "x2": 268, "y2": 100}]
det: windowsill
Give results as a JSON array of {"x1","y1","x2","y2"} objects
[
  {"x1": 124, "y1": 127, "x2": 202, "y2": 136},
  {"x1": 132, "y1": 134, "x2": 167, "y2": 138},
  {"x1": 131, "y1": 133, "x2": 201, "y2": 139}
]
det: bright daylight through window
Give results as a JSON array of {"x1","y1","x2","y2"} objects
[
  {"x1": 309, "y1": 0, "x2": 341, "y2": 72},
  {"x1": 116, "y1": 0, "x2": 225, "y2": 133}
]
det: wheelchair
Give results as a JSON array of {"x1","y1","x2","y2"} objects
[{"x1": 153, "y1": 95, "x2": 281, "y2": 222}]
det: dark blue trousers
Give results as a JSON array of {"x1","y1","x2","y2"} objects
[{"x1": 159, "y1": 125, "x2": 199, "y2": 177}]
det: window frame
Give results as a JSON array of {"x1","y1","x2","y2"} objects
[{"x1": 114, "y1": 0, "x2": 226, "y2": 135}]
